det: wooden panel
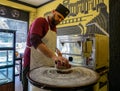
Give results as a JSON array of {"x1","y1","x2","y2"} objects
[{"x1": 0, "y1": 83, "x2": 14, "y2": 91}]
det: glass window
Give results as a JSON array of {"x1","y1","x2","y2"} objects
[
  {"x1": 0, "y1": 16, "x2": 28, "y2": 54},
  {"x1": 0, "y1": 67, "x2": 13, "y2": 85},
  {"x1": 0, "y1": 32, "x2": 14, "y2": 47},
  {"x1": 0, "y1": 50, "x2": 14, "y2": 66}
]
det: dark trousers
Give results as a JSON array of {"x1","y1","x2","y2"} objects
[{"x1": 22, "y1": 65, "x2": 30, "y2": 91}]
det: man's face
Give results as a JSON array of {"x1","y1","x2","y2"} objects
[{"x1": 51, "y1": 10, "x2": 65, "y2": 25}]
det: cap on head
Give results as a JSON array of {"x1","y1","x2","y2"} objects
[{"x1": 55, "y1": 3, "x2": 70, "y2": 18}]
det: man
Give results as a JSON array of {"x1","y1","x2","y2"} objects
[{"x1": 22, "y1": 3, "x2": 70, "y2": 91}]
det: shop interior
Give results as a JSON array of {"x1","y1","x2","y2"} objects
[{"x1": 0, "y1": 0, "x2": 120, "y2": 91}]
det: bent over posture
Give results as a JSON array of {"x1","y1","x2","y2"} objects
[{"x1": 22, "y1": 3, "x2": 70, "y2": 91}]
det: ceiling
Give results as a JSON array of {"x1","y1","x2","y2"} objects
[{"x1": 9, "y1": 0, "x2": 54, "y2": 8}]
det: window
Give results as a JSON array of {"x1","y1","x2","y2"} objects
[{"x1": 0, "y1": 16, "x2": 28, "y2": 54}]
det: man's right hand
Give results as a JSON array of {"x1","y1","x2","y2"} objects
[{"x1": 53, "y1": 56, "x2": 71, "y2": 69}]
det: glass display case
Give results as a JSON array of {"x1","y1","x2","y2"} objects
[
  {"x1": 57, "y1": 35, "x2": 86, "y2": 67},
  {"x1": 57, "y1": 34, "x2": 109, "y2": 70},
  {"x1": 0, "y1": 29, "x2": 16, "y2": 87}
]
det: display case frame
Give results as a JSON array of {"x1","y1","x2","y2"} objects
[{"x1": 0, "y1": 29, "x2": 16, "y2": 91}]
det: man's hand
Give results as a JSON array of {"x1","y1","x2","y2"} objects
[
  {"x1": 53, "y1": 56, "x2": 71, "y2": 69},
  {"x1": 55, "y1": 48, "x2": 62, "y2": 57}
]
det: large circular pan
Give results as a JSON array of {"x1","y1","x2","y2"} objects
[{"x1": 28, "y1": 66, "x2": 99, "y2": 88}]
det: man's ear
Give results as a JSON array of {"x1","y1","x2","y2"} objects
[{"x1": 52, "y1": 10, "x2": 56, "y2": 14}]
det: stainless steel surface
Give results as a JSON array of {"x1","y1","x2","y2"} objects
[
  {"x1": 57, "y1": 34, "x2": 109, "y2": 70},
  {"x1": 57, "y1": 34, "x2": 95, "y2": 69}
]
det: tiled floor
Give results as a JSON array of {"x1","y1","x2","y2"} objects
[{"x1": 15, "y1": 76, "x2": 23, "y2": 91}]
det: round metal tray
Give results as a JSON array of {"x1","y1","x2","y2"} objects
[{"x1": 28, "y1": 66, "x2": 99, "y2": 88}]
